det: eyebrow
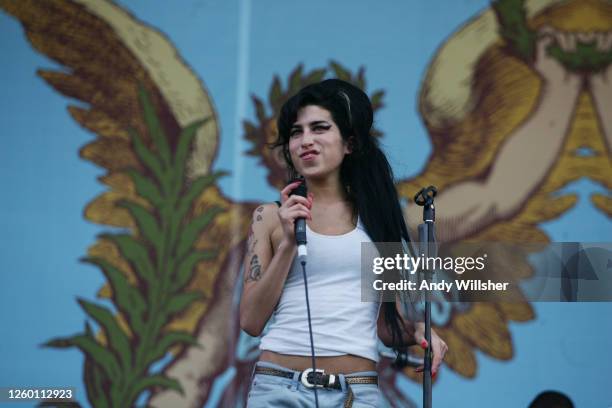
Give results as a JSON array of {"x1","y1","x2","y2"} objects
[{"x1": 290, "y1": 120, "x2": 331, "y2": 130}]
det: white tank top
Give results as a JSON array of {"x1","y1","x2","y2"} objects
[{"x1": 259, "y1": 216, "x2": 382, "y2": 363}]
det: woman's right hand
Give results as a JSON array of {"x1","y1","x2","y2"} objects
[{"x1": 278, "y1": 180, "x2": 313, "y2": 243}]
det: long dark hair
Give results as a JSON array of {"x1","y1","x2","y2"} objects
[{"x1": 272, "y1": 78, "x2": 412, "y2": 357}]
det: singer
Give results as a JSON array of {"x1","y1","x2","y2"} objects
[{"x1": 239, "y1": 79, "x2": 448, "y2": 407}]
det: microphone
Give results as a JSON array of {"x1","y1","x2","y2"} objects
[{"x1": 290, "y1": 177, "x2": 308, "y2": 263}]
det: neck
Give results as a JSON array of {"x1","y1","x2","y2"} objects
[{"x1": 305, "y1": 176, "x2": 348, "y2": 205}]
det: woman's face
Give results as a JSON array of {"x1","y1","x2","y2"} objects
[{"x1": 288, "y1": 105, "x2": 350, "y2": 181}]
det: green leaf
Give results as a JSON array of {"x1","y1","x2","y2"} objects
[
  {"x1": 371, "y1": 90, "x2": 385, "y2": 110},
  {"x1": 128, "y1": 128, "x2": 169, "y2": 194},
  {"x1": 129, "y1": 375, "x2": 184, "y2": 402},
  {"x1": 164, "y1": 291, "x2": 205, "y2": 318},
  {"x1": 549, "y1": 42, "x2": 612, "y2": 73},
  {"x1": 148, "y1": 331, "x2": 202, "y2": 367},
  {"x1": 172, "y1": 250, "x2": 217, "y2": 292},
  {"x1": 253, "y1": 96, "x2": 267, "y2": 122},
  {"x1": 116, "y1": 200, "x2": 162, "y2": 254},
  {"x1": 99, "y1": 234, "x2": 156, "y2": 285},
  {"x1": 492, "y1": 0, "x2": 535, "y2": 62},
  {"x1": 77, "y1": 298, "x2": 133, "y2": 372},
  {"x1": 305, "y1": 68, "x2": 327, "y2": 85},
  {"x1": 243, "y1": 120, "x2": 257, "y2": 141},
  {"x1": 172, "y1": 118, "x2": 211, "y2": 193},
  {"x1": 81, "y1": 257, "x2": 147, "y2": 337},
  {"x1": 329, "y1": 60, "x2": 351, "y2": 82},
  {"x1": 124, "y1": 168, "x2": 163, "y2": 207},
  {"x1": 43, "y1": 333, "x2": 121, "y2": 379},
  {"x1": 288, "y1": 64, "x2": 304, "y2": 93},
  {"x1": 356, "y1": 66, "x2": 366, "y2": 90},
  {"x1": 269, "y1": 75, "x2": 283, "y2": 112},
  {"x1": 138, "y1": 84, "x2": 172, "y2": 167},
  {"x1": 174, "y1": 171, "x2": 225, "y2": 223},
  {"x1": 84, "y1": 352, "x2": 111, "y2": 408},
  {"x1": 175, "y1": 206, "x2": 224, "y2": 260}
]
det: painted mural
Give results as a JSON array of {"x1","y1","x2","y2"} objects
[{"x1": 0, "y1": 0, "x2": 610, "y2": 407}]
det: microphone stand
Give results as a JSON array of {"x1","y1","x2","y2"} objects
[{"x1": 414, "y1": 186, "x2": 437, "y2": 408}]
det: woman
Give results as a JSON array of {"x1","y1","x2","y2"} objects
[{"x1": 240, "y1": 79, "x2": 447, "y2": 407}]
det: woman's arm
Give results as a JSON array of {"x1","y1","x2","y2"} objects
[
  {"x1": 377, "y1": 298, "x2": 448, "y2": 375},
  {"x1": 589, "y1": 32, "x2": 612, "y2": 152},
  {"x1": 405, "y1": 27, "x2": 583, "y2": 242},
  {"x1": 239, "y1": 181, "x2": 313, "y2": 336},
  {"x1": 239, "y1": 204, "x2": 297, "y2": 337}
]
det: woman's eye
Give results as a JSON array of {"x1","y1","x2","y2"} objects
[{"x1": 314, "y1": 126, "x2": 330, "y2": 132}]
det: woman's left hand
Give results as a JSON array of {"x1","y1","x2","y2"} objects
[{"x1": 413, "y1": 323, "x2": 448, "y2": 379}]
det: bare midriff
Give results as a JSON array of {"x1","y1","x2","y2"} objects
[{"x1": 259, "y1": 350, "x2": 376, "y2": 374}]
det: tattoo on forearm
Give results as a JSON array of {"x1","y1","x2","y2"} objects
[
  {"x1": 246, "y1": 255, "x2": 262, "y2": 282},
  {"x1": 247, "y1": 224, "x2": 254, "y2": 248},
  {"x1": 248, "y1": 239, "x2": 258, "y2": 257},
  {"x1": 244, "y1": 207, "x2": 265, "y2": 282}
]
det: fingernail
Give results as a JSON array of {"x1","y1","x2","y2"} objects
[
  {"x1": 432, "y1": 371, "x2": 437, "y2": 379},
  {"x1": 421, "y1": 340, "x2": 428, "y2": 349}
]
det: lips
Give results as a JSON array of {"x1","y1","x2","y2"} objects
[{"x1": 300, "y1": 150, "x2": 319, "y2": 160}]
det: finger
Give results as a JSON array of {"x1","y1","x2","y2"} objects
[
  {"x1": 415, "y1": 365, "x2": 423, "y2": 372},
  {"x1": 288, "y1": 210, "x2": 311, "y2": 221},
  {"x1": 280, "y1": 181, "x2": 303, "y2": 202},
  {"x1": 596, "y1": 31, "x2": 612, "y2": 52},
  {"x1": 536, "y1": 30, "x2": 555, "y2": 60},
  {"x1": 285, "y1": 195, "x2": 311, "y2": 208},
  {"x1": 288, "y1": 203, "x2": 311, "y2": 215},
  {"x1": 556, "y1": 31, "x2": 576, "y2": 52},
  {"x1": 415, "y1": 334, "x2": 428, "y2": 349},
  {"x1": 537, "y1": 24, "x2": 556, "y2": 37},
  {"x1": 432, "y1": 341, "x2": 448, "y2": 375},
  {"x1": 576, "y1": 31, "x2": 595, "y2": 44},
  {"x1": 281, "y1": 210, "x2": 312, "y2": 223},
  {"x1": 280, "y1": 180, "x2": 302, "y2": 197},
  {"x1": 285, "y1": 206, "x2": 312, "y2": 220},
  {"x1": 432, "y1": 346, "x2": 443, "y2": 374}
]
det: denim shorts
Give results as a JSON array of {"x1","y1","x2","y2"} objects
[{"x1": 246, "y1": 361, "x2": 382, "y2": 408}]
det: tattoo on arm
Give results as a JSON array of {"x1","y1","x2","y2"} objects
[
  {"x1": 246, "y1": 254, "x2": 262, "y2": 282},
  {"x1": 244, "y1": 206, "x2": 265, "y2": 283}
]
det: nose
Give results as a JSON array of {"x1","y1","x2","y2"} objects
[{"x1": 301, "y1": 130, "x2": 315, "y2": 147}]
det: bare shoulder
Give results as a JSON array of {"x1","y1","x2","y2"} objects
[{"x1": 250, "y1": 203, "x2": 280, "y2": 233}]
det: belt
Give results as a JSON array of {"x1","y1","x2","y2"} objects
[{"x1": 254, "y1": 366, "x2": 378, "y2": 408}]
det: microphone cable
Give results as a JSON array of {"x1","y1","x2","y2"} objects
[
  {"x1": 300, "y1": 259, "x2": 320, "y2": 408},
  {"x1": 291, "y1": 177, "x2": 320, "y2": 408}
]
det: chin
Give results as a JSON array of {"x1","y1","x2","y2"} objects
[{"x1": 299, "y1": 168, "x2": 334, "y2": 181}]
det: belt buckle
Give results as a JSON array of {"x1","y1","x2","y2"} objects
[{"x1": 300, "y1": 368, "x2": 326, "y2": 388}]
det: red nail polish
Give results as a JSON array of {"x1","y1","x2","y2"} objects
[
  {"x1": 421, "y1": 340, "x2": 428, "y2": 349},
  {"x1": 432, "y1": 371, "x2": 437, "y2": 379}
]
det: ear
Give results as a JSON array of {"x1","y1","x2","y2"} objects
[{"x1": 344, "y1": 136, "x2": 355, "y2": 154}]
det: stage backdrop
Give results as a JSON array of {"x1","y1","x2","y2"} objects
[{"x1": 1, "y1": 0, "x2": 611, "y2": 407}]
